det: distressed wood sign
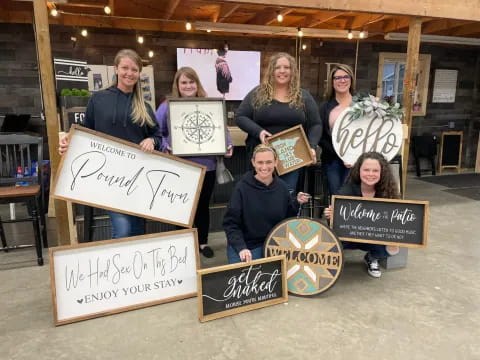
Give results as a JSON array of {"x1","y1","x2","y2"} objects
[
  {"x1": 197, "y1": 256, "x2": 287, "y2": 322},
  {"x1": 266, "y1": 125, "x2": 313, "y2": 175},
  {"x1": 265, "y1": 218, "x2": 343, "y2": 296},
  {"x1": 50, "y1": 229, "x2": 199, "y2": 326},
  {"x1": 331, "y1": 196, "x2": 429, "y2": 247},
  {"x1": 52, "y1": 125, "x2": 205, "y2": 227}
]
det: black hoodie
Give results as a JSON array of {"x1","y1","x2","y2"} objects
[
  {"x1": 84, "y1": 86, "x2": 162, "y2": 147},
  {"x1": 223, "y1": 171, "x2": 299, "y2": 253}
]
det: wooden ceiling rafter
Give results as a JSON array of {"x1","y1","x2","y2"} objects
[
  {"x1": 246, "y1": 7, "x2": 293, "y2": 25},
  {"x1": 212, "y1": 3, "x2": 240, "y2": 22}
]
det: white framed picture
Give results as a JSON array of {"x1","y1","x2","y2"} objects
[{"x1": 168, "y1": 98, "x2": 228, "y2": 156}]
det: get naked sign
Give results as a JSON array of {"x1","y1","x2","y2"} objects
[
  {"x1": 52, "y1": 125, "x2": 205, "y2": 227},
  {"x1": 50, "y1": 229, "x2": 199, "y2": 325}
]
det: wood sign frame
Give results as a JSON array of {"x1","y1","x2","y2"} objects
[
  {"x1": 61, "y1": 106, "x2": 86, "y2": 132},
  {"x1": 49, "y1": 229, "x2": 200, "y2": 326},
  {"x1": 197, "y1": 256, "x2": 288, "y2": 322},
  {"x1": 167, "y1": 97, "x2": 228, "y2": 156},
  {"x1": 439, "y1": 131, "x2": 463, "y2": 174},
  {"x1": 52, "y1": 125, "x2": 206, "y2": 227},
  {"x1": 266, "y1": 125, "x2": 313, "y2": 175},
  {"x1": 331, "y1": 196, "x2": 429, "y2": 248}
]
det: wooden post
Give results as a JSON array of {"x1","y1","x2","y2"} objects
[
  {"x1": 401, "y1": 17, "x2": 422, "y2": 198},
  {"x1": 33, "y1": 0, "x2": 71, "y2": 245}
]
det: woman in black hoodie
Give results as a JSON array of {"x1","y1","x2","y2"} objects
[
  {"x1": 59, "y1": 49, "x2": 162, "y2": 239},
  {"x1": 223, "y1": 144, "x2": 310, "y2": 263}
]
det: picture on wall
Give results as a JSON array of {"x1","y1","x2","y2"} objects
[{"x1": 176, "y1": 48, "x2": 261, "y2": 100}]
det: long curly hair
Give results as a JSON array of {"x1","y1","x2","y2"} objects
[
  {"x1": 253, "y1": 52, "x2": 303, "y2": 110},
  {"x1": 347, "y1": 152, "x2": 400, "y2": 199}
]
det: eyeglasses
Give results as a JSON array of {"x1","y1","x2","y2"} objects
[{"x1": 333, "y1": 75, "x2": 351, "y2": 82}]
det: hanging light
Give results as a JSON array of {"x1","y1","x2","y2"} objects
[
  {"x1": 50, "y1": 4, "x2": 58, "y2": 17},
  {"x1": 206, "y1": 29, "x2": 211, "y2": 33},
  {"x1": 302, "y1": 44, "x2": 307, "y2": 50},
  {"x1": 185, "y1": 22, "x2": 192, "y2": 31},
  {"x1": 148, "y1": 50, "x2": 154, "y2": 58},
  {"x1": 359, "y1": 30, "x2": 366, "y2": 39},
  {"x1": 347, "y1": 29, "x2": 353, "y2": 40},
  {"x1": 297, "y1": 28, "x2": 303, "y2": 37},
  {"x1": 276, "y1": 12, "x2": 283, "y2": 23},
  {"x1": 104, "y1": 6, "x2": 111, "y2": 15},
  {"x1": 81, "y1": 29, "x2": 88, "y2": 37},
  {"x1": 137, "y1": 35, "x2": 144, "y2": 44}
]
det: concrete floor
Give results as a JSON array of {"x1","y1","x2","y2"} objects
[{"x1": 1, "y1": 176, "x2": 479, "y2": 360}]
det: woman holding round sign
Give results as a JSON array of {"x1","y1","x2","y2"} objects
[
  {"x1": 155, "y1": 66, "x2": 234, "y2": 258},
  {"x1": 235, "y1": 53, "x2": 322, "y2": 193},
  {"x1": 58, "y1": 49, "x2": 162, "y2": 239},
  {"x1": 223, "y1": 144, "x2": 310, "y2": 264},
  {"x1": 318, "y1": 64, "x2": 356, "y2": 196},
  {"x1": 324, "y1": 151, "x2": 400, "y2": 278}
]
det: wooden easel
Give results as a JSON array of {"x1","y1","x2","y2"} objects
[{"x1": 438, "y1": 131, "x2": 463, "y2": 174}]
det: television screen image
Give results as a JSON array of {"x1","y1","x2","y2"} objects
[{"x1": 177, "y1": 48, "x2": 261, "y2": 101}]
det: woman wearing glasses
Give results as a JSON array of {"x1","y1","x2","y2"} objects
[{"x1": 319, "y1": 64, "x2": 356, "y2": 196}]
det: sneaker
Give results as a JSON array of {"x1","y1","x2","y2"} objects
[
  {"x1": 364, "y1": 253, "x2": 381, "y2": 278},
  {"x1": 386, "y1": 245, "x2": 400, "y2": 256},
  {"x1": 200, "y1": 245, "x2": 214, "y2": 258}
]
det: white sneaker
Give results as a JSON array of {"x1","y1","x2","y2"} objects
[{"x1": 364, "y1": 254, "x2": 382, "y2": 278}]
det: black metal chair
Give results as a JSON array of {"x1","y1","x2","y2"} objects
[
  {"x1": 413, "y1": 135, "x2": 437, "y2": 177},
  {"x1": 0, "y1": 133, "x2": 48, "y2": 266}
]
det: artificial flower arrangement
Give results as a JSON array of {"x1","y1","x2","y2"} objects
[{"x1": 349, "y1": 94, "x2": 403, "y2": 121}]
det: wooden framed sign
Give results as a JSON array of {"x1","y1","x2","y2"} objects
[
  {"x1": 331, "y1": 196, "x2": 429, "y2": 248},
  {"x1": 168, "y1": 98, "x2": 228, "y2": 156},
  {"x1": 266, "y1": 125, "x2": 313, "y2": 175},
  {"x1": 197, "y1": 256, "x2": 287, "y2": 322},
  {"x1": 50, "y1": 229, "x2": 199, "y2": 326},
  {"x1": 52, "y1": 125, "x2": 205, "y2": 227},
  {"x1": 265, "y1": 218, "x2": 343, "y2": 296}
]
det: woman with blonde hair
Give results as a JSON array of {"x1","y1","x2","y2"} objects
[
  {"x1": 236, "y1": 52, "x2": 322, "y2": 193},
  {"x1": 155, "y1": 66, "x2": 233, "y2": 258},
  {"x1": 59, "y1": 49, "x2": 162, "y2": 239},
  {"x1": 319, "y1": 63, "x2": 356, "y2": 196}
]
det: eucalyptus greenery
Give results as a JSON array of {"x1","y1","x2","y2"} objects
[{"x1": 348, "y1": 93, "x2": 403, "y2": 121}]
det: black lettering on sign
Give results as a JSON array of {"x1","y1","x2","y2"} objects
[
  {"x1": 331, "y1": 196, "x2": 429, "y2": 248},
  {"x1": 197, "y1": 256, "x2": 287, "y2": 322}
]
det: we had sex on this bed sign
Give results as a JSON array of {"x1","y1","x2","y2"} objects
[
  {"x1": 197, "y1": 256, "x2": 288, "y2": 322},
  {"x1": 52, "y1": 125, "x2": 205, "y2": 227},
  {"x1": 331, "y1": 196, "x2": 429, "y2": 248},
  {"x1": 50, "y1": 229, "x2": 199, "y2": 325}
]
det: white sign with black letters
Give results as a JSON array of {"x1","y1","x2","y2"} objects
[
  {"x1": 52, "y1": 125, "x2": 205, "y2": 227},
  {"x1": 50, "y1": 230, "x2": 199, "y2": 325}
]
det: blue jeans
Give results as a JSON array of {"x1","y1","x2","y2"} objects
[
  {"x1": 342, "y1": 241, "x2": 390, "y2": 260},
  {"x1": 108, "y1": 211, "x2": 145, "y2": 239},
  {"x1": 227, "y1": 245, "x2": 264, "y2": 264},
  {"x1": 323, "y1": 158, "x2": 349, "y2": 196},
  {"x1": 279, "y1": 168, "x2": 301, "y2": 194}
]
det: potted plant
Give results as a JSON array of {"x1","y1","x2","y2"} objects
[{"x1": 60, "y1": 88, "x2": 91, "y2": 109}]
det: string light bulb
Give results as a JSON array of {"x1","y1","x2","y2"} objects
[
  {"x1": 81, "y1": 29, "x2": 88, "y2": 37},
  {"x1": 137, "y1": 35, "x2": 144, "y2": 44},
  {"x1": 302, "y1": 44, "x2": 307, "y2": 50},
  {"x1": 104, "y1": 6, "x2": 111, "y2": 15},
  {"x1": 206, "y1": 29, "x2": 211, "y2": 33},
  {"x1": 359, "y1": 30, "x2": 366, "y2": 39},
  {"x1": 347, "y1": 29, "x2": 353, "y2": 40},
  {"x1": 277, "y1": 13, "x2": 283, "y2": 22},
  {"x1": 297, "y1": 28, "x2": 303, "y2": 37},
  {"x1": 185, "y1": 22, "x2": 192, "y2": 31},
  {"x1": 50, "y1": 8, "x2": 58, "y2": 17},
  {"x1": 148, "y1": 50, "x2": 154, "y2": 58}
]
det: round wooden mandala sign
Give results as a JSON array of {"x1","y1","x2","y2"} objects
[{"x1": 265, "y1": 217, "x2": 344, "y2": 296}]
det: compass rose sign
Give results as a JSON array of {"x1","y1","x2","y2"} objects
[{"x1": 168, "y1": 98, "x2": 228, "y2": 156}]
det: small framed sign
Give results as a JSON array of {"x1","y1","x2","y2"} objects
[
  {"x1": 168, "y1": 98, "x2": 228, "y2": 156},
  {"x1": 197, "y1": 256, "x2": 288, "y2": 322},
  {"x1": 331, "y1": 196, "x2": 429, "y2": 248},
  {"x1": 50, "y1": 229, "x2": 199, "y2": 326},
  {"x1": 266, "y1": 125, "x2": 313, "y2": 175}
]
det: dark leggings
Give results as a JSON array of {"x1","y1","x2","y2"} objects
[{"x1": 194, "y1": 170, "x2": 216, "y2": 245}]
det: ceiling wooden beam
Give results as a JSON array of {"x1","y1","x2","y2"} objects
[
  {"x1": 217, "y1": 0, "x2": 480, "y2": 22},
  {"x1": 247, "y1": 7, "x2": 293, "y2": 25},
  {"x1": 451, "y1": 22, "x2": 480, "y2": 37},
  {"x1": 422, "y1": 19, "x2": 473, "y2": 34},
  {"x1": 164, "y1": 0, "x2": 180, "y2": 20},
  {"x1": 292, "y1": 10, "x2": 343, "y2": 28},
  {"x1": 212, "y1": 3, "x2": 240, "y2": 22},
  {"x1": 383, "y1": 16, "x2": 411, "y2": 33}
]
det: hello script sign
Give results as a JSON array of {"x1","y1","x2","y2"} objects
[{"x1": 52, "y1": 125, "x2": 205, "y2": 227}]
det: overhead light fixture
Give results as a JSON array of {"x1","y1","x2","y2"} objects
[
  {"x1": 104, "y1": 6, "x2": 111, "y2": 15},
  {"x1": 81, "y1": 29, "x2": 88, "y2": 37},
  {"x1": 385, "y1": 32, "x2": 480, "y2": 46},
  {"x1": 347, "y1": 29, "x2": 353, "y2": 40},
  {"x1": 206, "y1": 29, "x2": 211, "y2": 33},
  {"x1": 302, "y1": 44, "x2": 307, "y2": 50},
  {"x1": 277, "y1": 12, "x2": 283, "y2": 23},
  {"x1": 137, "y1": 35, "x2": 144, "y2": 44},
  {"x1": 359, "y1": 30, "x2": 366, "y2": 39},
  {"x1": 193, "y1": 22, "x2": 367, "y2": 39},
  {"x1": 148, "y1": 50, "x2": 154, "y2": 58},
  {"x1": 50, "y1": 3, "x2": 58, "y2": 17},
  {"x1": 185, "y1": 22, "x2": 192, "y2": 31},
  {"x1": 297, "y1": 28, "x2": 303, "y2": 37}
]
